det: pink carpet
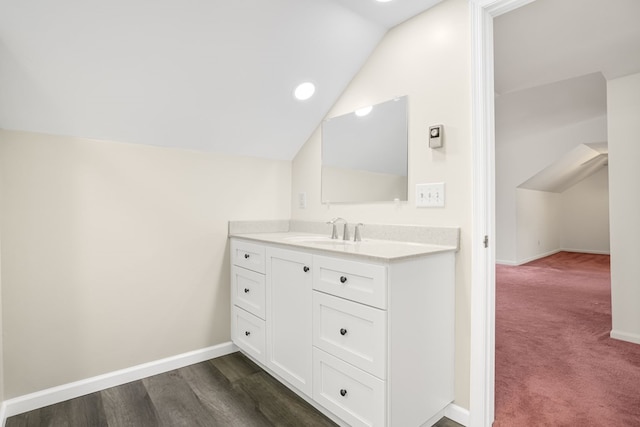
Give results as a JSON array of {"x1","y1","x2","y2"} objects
[{"x1": 494, "y1": 251, "x2": 640, "y2": 426}]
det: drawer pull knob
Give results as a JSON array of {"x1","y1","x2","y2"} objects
[
  {"x1": 303, "y1": 266, "x2": 310, "y2": 273},
  {"x1": 339, "y1": 276, "x2": 347, "y2": 284},
  {"x1": 244, "y1": 288, "x2": 250, "y2": 293},
  {"x1": 245, "y1": 331, "x2": 251, "y2": 336},
  {"x1": 244, "y1": 254, "x2": 250, "y2": 259},
  {"x1": 340, "y1": 389, "x2": 348, "y2": 397},
  {"x1": 340, "y1": 328, "x2": 347, "y2": 336}
]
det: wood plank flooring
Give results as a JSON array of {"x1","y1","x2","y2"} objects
[{"x1": 6, "y1": 352, "x2": 462, "y2": 427}]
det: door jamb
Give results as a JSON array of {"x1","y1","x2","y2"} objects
[{"x1": 468, "y1": 1, "x2": 536, "y2": 426}]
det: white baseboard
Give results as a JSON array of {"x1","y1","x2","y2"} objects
[
  {"x1": 498, "y1": 248, "x2": 609, "y2": 267},
  {"x1": 445, "y1": 403, "x2": 470, "y2": 426},
  {"x1": 516, "y1": 249, "x2": 562, "y2": 266},
  {"x1": 1, "y1": 342, "x2": 469, "y2": 427},
  {"x1": 0, "y1": 402, "x2": 7, "y2": 427},
  {"x1": 2, "y1": 341, "x2": 236, "y2": 423},
  {"x1": 420, "y1": 403, "x2": 469, "y2": 427},
  {"x1": 560, "y1": 248, "x2": 610, "y2": 255},
  {"x1": 610, "y1": 330, "x2": 640, "y2": 345}
]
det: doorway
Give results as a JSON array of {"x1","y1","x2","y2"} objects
[{"x1": 470, "y1": 0, "x2": 640, "y2": 426}]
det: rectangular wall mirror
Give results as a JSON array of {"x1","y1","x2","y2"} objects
[{"x1": 321, "y1": 95, "x2": 408, "y2": 203}]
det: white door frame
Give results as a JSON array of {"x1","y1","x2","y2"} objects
[{"x1": 469, "y1": 1, "x2": 536, "y2": 426}]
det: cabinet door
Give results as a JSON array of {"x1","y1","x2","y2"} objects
[{"x1": 266, "y1": 247, "x2": 313, "y2": 396}]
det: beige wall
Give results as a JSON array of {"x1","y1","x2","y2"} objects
[
  {"x1": 0, "y1": 129, "x2": 291, "y2": 398},
  {"x1": 291, "y1": 0, "x2": 472, "y2": 409},
  {"x1": 510, "y1": 168, "x2": 610, "y2": 266},
  {"x1": 560, "y1": 167, "x2": 610, "y2": 254},
  {"x1": 0, "y1": 140, "x2": 4, "y2": 402},
  {"x1": 516, "y1": 189, "x2": 561, "y2": 264},
  {"x1": 607, "y1": 72, "x2": 640, "y2": 344},
  {"x1": 496, "y1": 116, "x2": 608, "y2": 264}
]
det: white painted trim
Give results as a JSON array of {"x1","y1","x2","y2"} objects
[
  {"x1": 610, "y1": 330, "x2": 640, "y2": 345},
  {"x1": 483, "y1": 0, "x2": 536, "y2": 16},
  {"x1": 516, "y1": 249, "x2": 562, "y2": 265},
  {"x1": 2, "y1": 342, "x2": 236, "y2": 421},
  {"x1": 0, "y1": 402, "x2": 7, "y2": 427},
  {"x1": 469, "y1": 2, "x2": 495, "y2": 426},
  {"x1": 560, "y1": 248, "x2": 611, "y2": 255},
  {"x1": 446, "y1": 403, "x2": 471, "y2": 426},
  {"x1": 422, "y1": 409, "x2": 447, "y2": 427},
  {"x1": 500, "y1": 249, "x2": 610, "y2": 266},
  {"x1": 419, "y1": 403, "x2": 470, "y2": 427},
  {"x1": 469, "y1": 1, "x2": 537, "y2": 427}
]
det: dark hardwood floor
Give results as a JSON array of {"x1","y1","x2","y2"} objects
[{"x1": 6, "y1": 352, "x2": 462, "y2": 427}]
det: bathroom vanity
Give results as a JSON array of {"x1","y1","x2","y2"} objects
[{"x1": 229, "y1": 221, "x2": 458, "y2": 427}]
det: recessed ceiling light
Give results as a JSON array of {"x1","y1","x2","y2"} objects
[
  {"x1": 376, "y1": 0, "x2": 394, "y2": 3},
  {"x1": 355, "y1": 106, "x2": 373, "y2": 117},
  {"x1": 294, "y1": 82, "x2": 315, "y2": 101}
]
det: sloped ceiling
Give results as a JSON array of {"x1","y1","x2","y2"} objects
[
  {"x1": 494, "y1": 0, "x2": 640, "y2": 192},
  {"x1": 495, "y1": 72, "x2": 607, "y2": 142},
  {"x1": 494, "y1": 0, "x2": 640, "y2": 138},
  {"x1": 0, "y1": 0, "x2": 442, "y2": 160},
  {"x1": 494, "y1": 0, "x2": 640, "y2": 97},
  {"x1": 519, "y1": 142, "x2": 608, "y2": 193},
  {"x1": 494, "y1": 0, "x2": 640, "y2": 135}
]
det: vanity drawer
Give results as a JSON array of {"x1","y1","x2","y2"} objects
[
  {"x1": 313, "y1": 291, "x2": 387, "y2": 379},
  {"x1": 313, "y1": 348, "x2": 385, "y2": 427},
  {"x1": 232, "y1": 266, "x2": 266, "y2": 319},
  {"x1": 231, "y1": 239, "x2": 265, "y2": 274},
  {"x1": 232, "y1": 307, "x2": 266, "y2": 364},
  {"x1": 313, "y1": 256, "x2": 387, "y2": 309}
]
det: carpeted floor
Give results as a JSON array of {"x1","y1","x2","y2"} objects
[{"x1": 494, "y1": 251, "x2": 640, "y2": 426}]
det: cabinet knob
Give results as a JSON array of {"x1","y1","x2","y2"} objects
[
  {"x1": 340, "y1": 276, "x2": 347, "y2": 284},
  {"x1": 245, "y1": 331, "x2": 251, "y2": 336},
  {"x1": 303, "y1": 266, "x2": 310, "y2": 273},
  {"x1": 340, "y1": 328, "x2": 347, "y2": 336},
  {"x1": 244, "y1": 254, "x2": 250, "y2": 259},
  {"x1": 340, "y1": 389, "x2": 348, "y2": 397},
  {"x1": 244, "y1": 288, "x2": 250, "y2": 293}
]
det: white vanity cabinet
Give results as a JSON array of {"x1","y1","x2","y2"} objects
[
  {"x1": 230, "y1": 237, "x2": 455, "y2": 427},
  {"x1": 266, "y1": 246, "x2": 313, "y2": 397},
  {"x1": 230, "y1": 240, "x2": 267, "y2": 363}
]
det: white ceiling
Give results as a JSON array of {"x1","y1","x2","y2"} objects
[
  {"x1": 327, "y1": 0, "x2": 443, "y2": 29},
  {"x1": 494, "y1": 0, "x2": 640, "y2": 96},
  {"x1": 495, "y1": 72, "x2": 607, "y2": 142},
  {"x1": 494, "y1": 0, "x2": 640, "y2": 133},
  {"x1": 0, "y1": 0, "x2": 442, "y2": 160},
  {"x1": 494, "y1": 0, "x2": 640, "y2": 192}
]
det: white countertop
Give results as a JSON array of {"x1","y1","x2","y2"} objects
[{"x1": 229, "y1": 231, "x2": 457, "y2": 261}]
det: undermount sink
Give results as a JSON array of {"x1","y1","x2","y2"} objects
[
  {"x1": 282, "y1": 235, "x2": 335, "y2": 243},
  {"x1": 281, "y1": 235, "x2": 429, "y2": 250},
  {"x1": 307, "y1": 239, "x2": 358, "y2": 246},
  {"x1": 283, "y1": 235, "x2": 357, "y2": 245}
]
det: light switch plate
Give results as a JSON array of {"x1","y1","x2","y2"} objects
[
  {"x1": 416, "y1": 183, "x2": 445, "y2": 207},
  {"x1": 298, "y1": 192, "x2": 307, "y2": 209}
]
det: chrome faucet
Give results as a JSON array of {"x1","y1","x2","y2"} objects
[
  {"x1": 354, "y1": 223, "x2": 364, "y2": 242},
  {"x1": 327, "y1": 217, "x2": 348, "y2": 240}
]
